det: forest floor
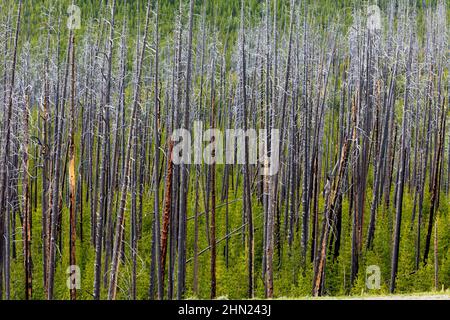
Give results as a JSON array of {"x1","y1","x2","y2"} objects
[{"x1": 303, "y1": 293, "x2": 450, "y2": 300}]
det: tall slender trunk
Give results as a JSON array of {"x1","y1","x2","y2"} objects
[
  {"x1": 153, "y1": 0, "x2": 163, "y2": 300},
  {"x1": 390, "y1": 32, "x2": 413, "y2": 294},
  {"x1": 68, "y1": 31, "x2": 77, "y2": 301},
  {"x1": 23, "y1": 93, "x2": 32, "y2": 299},
  {"x1": 240, "y1": 0, "x2": 254, "y2": 299},
  {"x1": 0, "y1": 0, "x2": 22, "y2": 300},
  {"x1": 313, "y1": 93, "x2": 357, "y2": 296},
  {"x1": 177, "y1": 0, "x2": 194, "y2": 299},
  {"x1": 108, "y1": 0, "x2": 152, "y2": 300},
  {"x1": 423, "y1": 100, "x2": 446, "y2": 264}
]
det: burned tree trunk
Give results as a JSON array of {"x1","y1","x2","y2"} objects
[{"x1": 108, "y1": 0, "x2": 152, "y2": 300}]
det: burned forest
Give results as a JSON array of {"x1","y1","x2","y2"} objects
[{"x1": 0, "y1": 0, "x2": 449, "y2": 300}]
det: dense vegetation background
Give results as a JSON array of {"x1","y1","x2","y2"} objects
[{"x1": 0, "y1": 0, "x2": 448, "y2": 300}]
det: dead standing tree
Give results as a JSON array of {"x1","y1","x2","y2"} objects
[
  {"x1": 93, "y1": 0, "x2": 116, "y2": 300},
  {"x1": 153, "y1": 0, "x2": 163, "y2": 300},
  {"x1": 108, "y1": 0, "x2": 152, "y2": 300},
  {"x1": 390, "y1": 23, "x2": 414, "y2": 294},
  {"x1": 240, "y1": 0, "x2": 255, "y2": 299},
  {"x1": 313, "y1": 93, "x2": 358, "y2": 297},
  {"x1": 177, "y1": 0, "x2": 194, "y2": 300},
  {"x1": 68, "y1": 28, "x2": 77, "y2": 301},
  {"x1": 0, "y1": 0, "x2": 22, "y2": 300}
]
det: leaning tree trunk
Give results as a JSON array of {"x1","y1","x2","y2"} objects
[{"x1": 313, "y1": 93, "x2": 357, "y2": 297}]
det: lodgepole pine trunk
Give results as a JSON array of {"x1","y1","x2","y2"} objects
[
  {"x1": 177, "y1": 0, "x2": 194, "y2": 299},
  {"x1": 108, "y1": 0, "x2": 152, "y2": 300},
  {"x1": 68, "y1": 31, "x2": 77, "y2": 301},
  {"x1": 301, "y1": 2, "x2": 310, "y2": 266},
  {"x1": 153, "y1": 0, "x2": 163, "y2": 299},
  {"x1": 104, "y1": 7, "x2": 127, "y2": 290},
  {"x1": 0, "y1": 0, "x2": 22, "y2": 300},
  {"x1": 240, "y1": 0, "x2": 254, "y2": 299},
  {"x1": 390, "y1": 32, "x2": 413, "y2": 293},
  {"x1": 48, "y1": 22, "x2": 72, "y2": 299},
  {"x1": 312, "y1": 93, "x2": 357, "y2": 297},
  {"x1": 265, "y1": 0, "x2": 278, "y2": 299},
  {"x1": 94, "y1": 0, "x2": 116, "y2": 299},
  {"x1": 41, "y1": 14, "x2": 52, "y2": 293},
  {"x1": 423, "y1": 99, "x2": 446, "y2": 264},
  {"x1": 168, "y1": 1, "x2": 183, "y2": 299},
  {"x1": 262, "y1": 0, "x2": 271, "y2": 284},
  {"x1": 210, "y1": 64, "x2": 217, "y2": 299},
  {"x1": 23, "y1": 93, "x2": 32, "y2": 299},
  {"x1": 160, "y1": 141, "x2": 173, "y2": 290}
]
